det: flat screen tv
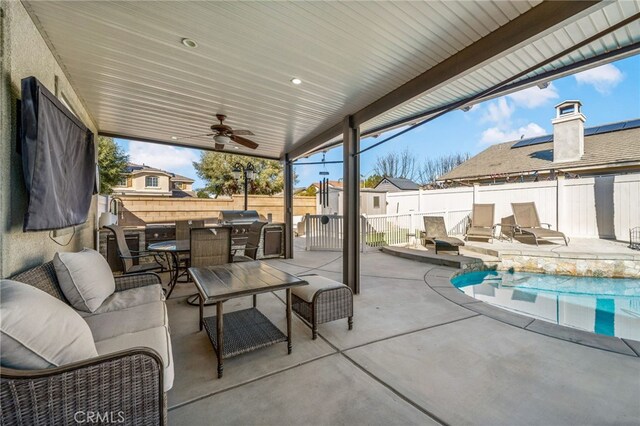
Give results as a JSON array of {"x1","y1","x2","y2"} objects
[{"x1": 20, "y1": 76, "x2": 96, "y2": 232}]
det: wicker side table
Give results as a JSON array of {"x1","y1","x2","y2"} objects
[{"x1": 292, "y1": 275, "x2": 353, "y2": 340}]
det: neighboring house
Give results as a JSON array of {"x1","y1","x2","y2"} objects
[
  {"x1": 439, "y1": 101, "x2": 640, "y2": 185},
  {"x1": 374, "y1": 176, "x2": 420, "y2": 192},
  {"x1": 113, "y1": 163, "x2": 196, "y2": 197},
  {"x1": 316, "y1": 186, "x2": 387, "y2": 216}
]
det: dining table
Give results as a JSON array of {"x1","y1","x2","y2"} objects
[{"x1": 147, "y1": 239, "x2": 191, "y2": 298}]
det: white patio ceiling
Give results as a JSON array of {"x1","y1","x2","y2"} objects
[{"x1": 23, "y1": 1, "x2": 640, "y2": 160}]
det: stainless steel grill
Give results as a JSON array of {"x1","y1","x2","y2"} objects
[
  {"x1": 218, "y1": 210, "x2": 261, "y2": 225},
  {"x1": 218, "y1": 210, "x2": 261, "y2": 248}
]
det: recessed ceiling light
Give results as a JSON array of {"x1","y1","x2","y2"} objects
[
  {"x1": 181, "y1": 38, "x2": 198, "y2": 48},
  {"x1": 290, "y1": 77, "x2": 302, "y2": 85},
  {"x1": 171, "y1": 136, "x2": 178, "y2": 140},
  {"x1": 234, "y1": 146, "x2": 240, "y2": 150}
]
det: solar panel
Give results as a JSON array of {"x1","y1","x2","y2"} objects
[
  {"x1": 511, "y1": 118, "x2": 640, "y2": 149},
  {"x1": 595, "y1": 121, "x2": 626, "y2": 134},
  {"x1": 623, "y1": 118, "x2": 640, "y2": 129},
  {"x1": 511, "y1": 134, "x2": 552, "y2": 148}
]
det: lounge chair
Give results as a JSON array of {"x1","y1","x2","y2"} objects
[
  {"x1": 511, "y1": 202, "x2": 569, "y2": 246},
  {"x1": 466, "y1": 203, "x2": 496, "y2": 243},
  {"x1": 420, "y1": 216, "x2": 465, "y2": 254}
]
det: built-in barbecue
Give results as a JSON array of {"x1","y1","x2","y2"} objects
[{"x1": 218, "y1": 210, "x2": 262, "y2": 248}]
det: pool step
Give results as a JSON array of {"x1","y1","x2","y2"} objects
[{"x1": 380, "y1": 246, "x2": 495, "y2": 269}]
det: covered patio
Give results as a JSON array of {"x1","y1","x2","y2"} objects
[
  {"x1": 2, "y1": 1, "x2": 640, "y2": 425},
  {"x1": 165, "y1": 240, "x2": 639, "y2": 424}
]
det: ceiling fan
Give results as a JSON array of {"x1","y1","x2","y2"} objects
[{"x1": 175, "y1": 114, "x2": 259, "y2": 151}]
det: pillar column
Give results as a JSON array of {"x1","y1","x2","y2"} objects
[
  {"x1": 343, "y1": 116, "x2": 360, "y2": 294},
  {"x1": 284, "y1": 154, "x2": 294, "y2": 259}
]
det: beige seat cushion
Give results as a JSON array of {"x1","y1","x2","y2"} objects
[
  {"x1": 0, "y1": 280, "x2": 98, "y2": 369},
  {"x1": 53, "y1": 248, "x2": 115, "y2": 312},
  {"x1": 83, "y1": 301, "x2": 168, "y2": 342},
  {"x1": 292, "y1": 275, "x2": 347, "y2": 303},
  {"x1": 95, "y1": 326, "x2": 174, "y2": 392},
  {"x1": 78, "y1": 284, "x2": 164, "y2": 317}
]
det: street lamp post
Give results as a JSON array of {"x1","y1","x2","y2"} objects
[{"x1": 232, "y1": 162, "x2": 255, "y2": 210}]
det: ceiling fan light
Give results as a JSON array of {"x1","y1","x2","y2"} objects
[{"x1": 214, "y1": 134, "x2": 231, "y2": 145}]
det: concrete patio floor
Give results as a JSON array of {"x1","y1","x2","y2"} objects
[{"x1": 166, "y1": 239, "x2": 640, "y2": 425}]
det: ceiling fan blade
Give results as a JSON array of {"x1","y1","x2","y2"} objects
[
  {"x1": 174, "y1": 133, "x2": 213, "y2": 141},
  {"x1": 214, "y1": 143, "x2": 225, "y2": 150},
  {"x1": 230, "y1": 129, "x2": 254, "y2": 136},
  {"x1": 231, "y1": 135, "x2": 259, "y2": 149}
]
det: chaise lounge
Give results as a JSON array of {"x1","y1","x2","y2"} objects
[
  {"x1": 466, "y1": 203, "x2": 496, "y2": 243},
  {"x1": 421, "y1": 216, "x2": 465, "y2": 254},
  {"x1": 511, "y1": 202, "x2": 569, "y2": 246}
]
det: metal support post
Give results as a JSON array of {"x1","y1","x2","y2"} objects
[
  {"x1": 284, "y1": 154, "x2": 294, "y2": 259},
  {"x1": 342, "y1": 116, "x2": 360, "y2": 294}
]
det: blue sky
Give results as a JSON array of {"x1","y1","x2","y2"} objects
[{"x1": 116, "y1": 55, "x2": 639, "y2": 189}]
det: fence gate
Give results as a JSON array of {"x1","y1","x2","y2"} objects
[{"x1": 305, "y1": 214, "x2": 344, "y2": 251}]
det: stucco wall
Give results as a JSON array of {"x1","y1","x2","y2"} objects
[{"x1": 1, "y1": 1, "x2": 98, "y2": 277}]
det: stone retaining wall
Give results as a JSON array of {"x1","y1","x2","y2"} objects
[{"x1": 497, "y1": 254, "x2": 640, "y2": 279}]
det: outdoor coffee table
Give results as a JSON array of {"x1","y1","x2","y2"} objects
[{"x1": 189, "y1": 261, "x2": 307, "y2": 378}]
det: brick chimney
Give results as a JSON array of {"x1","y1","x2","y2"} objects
[{"x1": 552, "y1": 100, "x2": 585, "y2": 163}]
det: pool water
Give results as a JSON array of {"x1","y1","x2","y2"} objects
[{"x1": 452, "y1": 271, "x2": 640, "y2": 341}]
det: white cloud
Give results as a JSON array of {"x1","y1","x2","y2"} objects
[
  {"x1": 574, "y1": 64, "x2": 624, "y2": 95},
  {"x1": 127, "y1": 141, "x2": 200, "y2": 171},
  {"x1": 479, "y1": 122, "x2": 546, "y2": 146},
  {"x1": 481, "y1": 98, "x2": 514, "y2": 126},
  {"x1": 508, "y1": 83, "x2": 559, "y2": 108}
]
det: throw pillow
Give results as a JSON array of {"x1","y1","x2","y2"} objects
[
  {"x1": 0, "y1": 280, "x2": 98, "y2": 369},
  {"x1": 54, "y1": 248, "x2": 115, "y2": 312}
]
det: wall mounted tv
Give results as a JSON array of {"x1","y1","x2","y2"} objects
[{"x1": 20, "y1": 76, "x2": 96, "y2": 232}]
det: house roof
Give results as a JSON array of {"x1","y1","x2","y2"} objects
[
  {"x1": 310, "y1": 180, "x2": 343, "y2": 189},
  {"x1": 439, "y1": 121, "x2": 640, "y2": 181},
  {"x1": 171, "y1": 174, "x2": 195, "y2": 183},
  {"x1": 375, "y1": 177, "x2": 420, "y2": 190},
  {"x1": 125, "y1": 163, "x2": 195, "y2": 183}
]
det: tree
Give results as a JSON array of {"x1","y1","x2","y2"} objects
[
  {"x1": 195, "y1": 188, "x2": 213, "y2": 198},
  {"x1": 296, "y1": 185, "x2": 318, "y2": 197},
  {"x1": 361, "y1": 174, "x2": 382, "y2": 188},
  {"x1": 373, "y1": 148, "x2": 417, "y2": 180},
  {"x1": 193, "y1": 152, "x2": 292, "y2": 196},
  {"x1": 97, "y1": 136, "x2": 128, "y2": 194},
  {"x1": 417, "y1": 152, "x2": 470, "y2": 185}
]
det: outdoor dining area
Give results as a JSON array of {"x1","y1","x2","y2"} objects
[{"x1": 2, "y1": 1, "x2": 640, "y2": 425}]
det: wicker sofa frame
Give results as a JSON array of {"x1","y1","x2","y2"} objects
[
  {"x1": 1, "y1": 262, "x2": 167, "y2": 425},
  {"x1": 291, "y1": 276, "x2": 353, "y2": 340}
]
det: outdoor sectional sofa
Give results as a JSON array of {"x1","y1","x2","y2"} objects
[{"x1": 0, "y1": 255, "x2": 172, "y2": 425}]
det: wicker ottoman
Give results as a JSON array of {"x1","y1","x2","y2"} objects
[{"x1": 292, "y1": 275, "x2": 353, "y2": 340}]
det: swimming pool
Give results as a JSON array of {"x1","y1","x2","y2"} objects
[{"x1": 452, "y1": 271, "x2": 640, "y2": 341}]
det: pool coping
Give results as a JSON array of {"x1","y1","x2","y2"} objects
[{"x1": 424, "y1": 267, "x2": 640, "y2": 358}]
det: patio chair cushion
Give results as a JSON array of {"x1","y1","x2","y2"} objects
[
  {"x1": 292, "y1": 275, "x2": 348, "y2": 303},
  {"x1": 53, "y1": 248, "x2": 115, "y2": 312},
  {"x1": 0, "y1": 280, "x2": 98, "y2": 369},
  {"x1": 95, "y1": 325, "x2": 174, "y2": 392},
  {"x1": 431, "y1": 237, "x2": 465, "y2": 247},
  {"x1": 77, "y1": 284, "x2": 165, "y2": 316},
  {"x1": 83, "y1": 301, "x2": 168, "y2": 342}
]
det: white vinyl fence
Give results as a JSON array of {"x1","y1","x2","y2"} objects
[
  {"x1": 304, "y1": 173, "x2": 640, "y2": 250},
  {"x1": 387, "y1": 173, "x2": 640, "y2": 240}
]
